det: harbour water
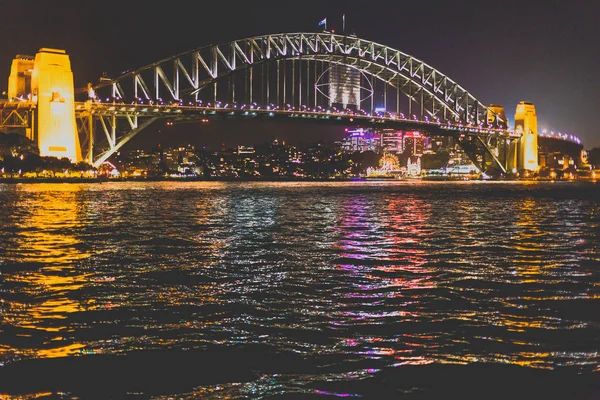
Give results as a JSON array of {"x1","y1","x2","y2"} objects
[{"x1": 0, "y1": 181, "x2": 599, "y2": 398}]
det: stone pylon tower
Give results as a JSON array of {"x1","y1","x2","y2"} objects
[
  {"x1": 486, "y1": 104, "x2": 508, "y2": 128},
  {"x1": 8, "y1": 55, "x2": 34, "y2": 100},
  {"x1": 30, "y1": 48, "x2": 81, "y2": 163},
  {"x1": 7, "y1": 55, "x2": 35, "y2": 140},
  {"x1": 513, "y1": 101, "x2": 538, "y2": 173}
]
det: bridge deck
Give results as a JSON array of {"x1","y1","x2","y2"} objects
[
  {"x1": 74, "y1": 101, "x2": 518, "y2": 138},
  {"x1": 0, "y1": 100, "x2": 36, "y2": 110}
]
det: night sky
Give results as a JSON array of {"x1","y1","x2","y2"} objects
[{"x1": 1, "y1": 0, "x2": 598, "y2": 149}]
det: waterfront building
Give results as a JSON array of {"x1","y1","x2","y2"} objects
[
  {"x1": 402, "y1": 131, "x2": 426, "y2": 157},
  {"x1": 237, "y1": 145, "x2": 255, "y2": 156},
  {"x1": 378, "y1": 128, "x2": 403, "y2": 154},
  {"x1": 341, "y1": 128, "x2": 382, "y2": 153}
]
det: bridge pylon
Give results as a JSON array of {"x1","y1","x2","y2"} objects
[
  {"x1": 513, "y1": 101, "x2": 539, "y2": 174},
  {"x1": 30, "y1": 48, "x2": 81, "y2": 163}
]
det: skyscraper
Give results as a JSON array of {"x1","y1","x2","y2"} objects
[
  {"x1": 329, "y1": 64, "x2": 361, "y2": 109},
  {"x1": 379, "y1": 129, "x2": 403, "y2": 154}
]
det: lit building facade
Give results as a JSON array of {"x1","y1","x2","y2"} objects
[
  {"x1": 402, "y1": 131, "x2": 426, "y2": 157},
  {"x1": 341, "y1": 128, "x2": 381, "y2": 152},
  {"x1": 237, "y1": 145, "x2": 255, "y2": 156},
  {"x1": 329, "y1": 64, "x2": 361, "y2": 109},
  {"x1": 379, "y1": 129, "x2": 403, "y2": 154}
]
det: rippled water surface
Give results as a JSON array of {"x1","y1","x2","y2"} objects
[{"x1": 1, "y1": 181, "x2": 599, "y2": 399}]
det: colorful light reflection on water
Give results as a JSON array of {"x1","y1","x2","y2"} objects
[{"x1": 0, "y1": 181, "x2": 599, "y2": 398}]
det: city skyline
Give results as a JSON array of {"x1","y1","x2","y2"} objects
[
  {"x1": 2, "y1": 2, "x2": 600, "y2": 396},
  {"x1": 1, "y1": 0, "x2": 598, "y2": 148}
]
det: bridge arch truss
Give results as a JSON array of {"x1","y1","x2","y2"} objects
[{"x1": 79, "y1": 32, "x2": 512, "y2": 172}]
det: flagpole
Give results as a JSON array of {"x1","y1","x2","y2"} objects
[{"x1": 343, "y1": 14, "x2": 346, "y2": 34}]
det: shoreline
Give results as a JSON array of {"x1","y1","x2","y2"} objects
[{"x1": 0, "y1": 176, "x2": 596, "y2": 184}]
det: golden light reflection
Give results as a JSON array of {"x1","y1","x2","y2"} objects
[
  {"x1": 193, "y1": 187, "x2": 230, "y2": 270},
  {"x1": 2, "y1": 184, "x2": 92, "y2": 360},
  {"x1": 0, "y1": 392, "x2": 56, "y2": 399},
  {"x1": 150, "y1": 282, "x2": 220, "y2": 307},
  {"x1": 512, "y1": 197, "x2": 545, "y2": 278},
  {"x1": 443, "y1": 352, "x2": 554, "y2": 370},
  {"x1": 36, "y1": 342, "x2": 87, "y2": 359}
]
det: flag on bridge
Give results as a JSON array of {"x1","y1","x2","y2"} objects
[{"x1": 318, "y1": 18, "x2": 327, "y2": 30}]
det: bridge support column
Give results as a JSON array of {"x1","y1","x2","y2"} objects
[
  {"x1": 31, "y1": 48, "x2": 81, "y2": 163},
  {"x1": 506, "y1": 139, "x2": 518, "y2": 174},
  {"x1": 514, "y1": 101, "x2": 538, "y2": 174}
]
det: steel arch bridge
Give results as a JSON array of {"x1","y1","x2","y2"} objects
[{"x1": 75, "y1": 32, "x2": 519, "y2": 173}]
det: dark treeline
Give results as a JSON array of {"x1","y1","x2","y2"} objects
[{"x1": 0, "y1": 133, "x2": 94, "y2": 175}]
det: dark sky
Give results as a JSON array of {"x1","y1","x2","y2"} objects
[{"x1": 1, "y1": 0, "x2": 599, "y2": 149}]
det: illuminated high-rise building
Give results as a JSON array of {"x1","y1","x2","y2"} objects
[
  {"x1": 379, "y1": 129, "x2": 403, "y2": 154},
  {"x1": 329, "y1": 64, "x2": 361, "y2": 109},
  {"x1": 402, "y1": 131, "x2": 425, "y2": 157},
  {"x1": 341, "y1": 128, "x2": 381, "y2": 152}
]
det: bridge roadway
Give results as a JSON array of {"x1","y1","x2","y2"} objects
[
  {"x1": 2, "y1": 98, "x2": 579, "y2": 176},
  {"x1": 0, "y1": 98, "x2": 529, "y2": 174},
  {"x1": 1, "y1": 98, "x2": 517, "y2": 138},
  {"x1": 74, "y1": 100, "x2": 518, "y2": 137},
  {"x1": 5, "y1": 98, "x2": 577, "y2": 146}
]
